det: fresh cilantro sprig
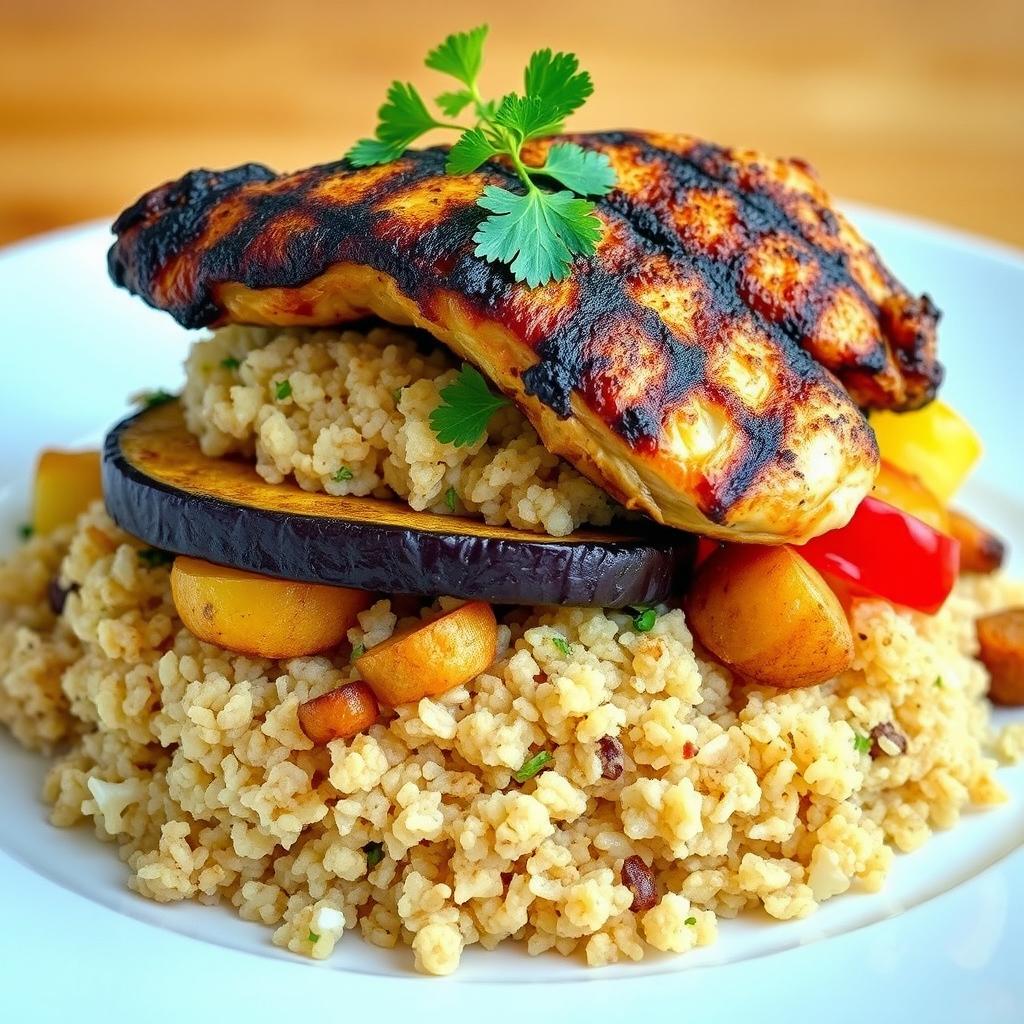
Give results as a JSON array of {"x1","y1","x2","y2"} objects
[
  {"x1": 346, "y1": 25, "x2": 616, "y2": 287},
  {"x1": 429, "y1": 363, "x2": 509, "y2": 447}
]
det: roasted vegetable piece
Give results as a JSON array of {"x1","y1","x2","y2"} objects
[
  {"x1": 871, "y1": 460, "x2": 949, "y2": 534},
  {"x1": 33, "y1": 449, "x2": 103, "y2": 534},
  {"x1": 684, "y1": 544, "x2": 854, "y2": 688},
  {"x1": 798, "y1": 496, "x2": 960, "y2": 614},
  {"x1": 870, "y1": 399, "x2": 981, "y2": 502},
  {"x1": 357, "y1": 601, "x2": 497, "y2": 705},
  {"x1": 976, "y1": 609, "x2": 1024, "y2": 705},
  {"x1": 170, "y1": 556, "x2": 371, "y2": 658},
  {"x1": 107, "y1": 132, "x2": 951, "y2": 543},
  {"x1": 298, "y1": 682, "x2": 380, "y2": 744},
  {"x1": 949, "y1": 510, "x2": 1006, "y2": 574}
]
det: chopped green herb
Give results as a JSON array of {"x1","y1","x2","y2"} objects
[
  {"x1": 17, "y1": 523, "x2": 33, "y2": 541},
  {"x1": 429, "y1": 363, "x2": 509, "y2": 447},
  {"x1": 274, "y1": 379, "x2": 293, "y2": 401},
  {"x1": 853, "y1": 732, "x2": 872, "y2": 755},
  {"x1": 632, "y1": 606, "x2": 657, "y2": 632},
  {"x1": 364, "y1": 841, "x2": 384, "y2": 868},
  {"x1": 934, "y1": 676, "x2": 944, "y2": 688},
  {"x1": 139, "y1": 389, "x2": 175, "y2": 409},
  {"x1": 684, "y1": 916, "x2": 697, "y2": 926},
  {"x1": 445, "y1": 486, "x2": 458, "y2": 512},
  {"x1": 137, "y1": 547, "x2": 175, "y2": 569},
  {"x1": 347, "y1": 26, "x2": 615, "y2": 286},
  {"x1": 307, "y1": 930, "x2": 320, "y2": 943},
  {"x1": 393, "y1": 387, "x2": 404, "y2": 403},
  {"x1": 332, "y1": 466, "x2": 354, "y2": 482},
  {"x1": 220, "y1": 356, "x2": 241, "y2": 371},
  {"x1": 513, "y1": 750, "x2": 553, "y2": 783},
  {"x1": 351, "y1": 642, "x2": 366, "y2": 662},
  {"x1": 551, "y1": 635, "x2": 572, "y2": 657}
]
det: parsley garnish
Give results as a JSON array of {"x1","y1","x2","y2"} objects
[
  {"x1": 138, "y1": 547, "x2": 175, "y2": 568},
  {"x1": 307, "y1": 930, "x2": 320, "y2": 943},
  {"x1": 429, "y1": 364, "x2": 509, "y2": 447},
  {"x1": 445, "y1": 486, "x2": 458, "y2": 512},
  {"x1": 364, "y1": 842, "x2": 384, "y2": 868},
  {"x1": 274, "y1": 379, "x2": 292, "y2": 401},
  {"x1": 632, "y1": 606, "x2": 657, "y2": 633},
  {"x1": 685, "y1": 916, "x2": 697, "y2": 926},
  {"x1": 17, "y1": 523, "x2": 33, "y2": 541},
  {"x1": 333, "y1": 467, "x2": 354, "y2": 482},
  {"x1": 139, "y1": 389, "x2": 175, "y2": 409},
  {"x1": 220, "y1": 356, "x2": 241, "y2": 371},
  {"x1": 934, "y1": 676, "x2": 944, "y2": 688},
  {"x1": 853, "y1": 732, "x2": 872, "y2": 755},
  {"x1": 351, "y1": 642, "x2": 366, "y2": 662},
  {"x1": 551, "y1": 635, "x2": 572, "y2": 657},
  {"x1": 513, "y1": 750, "x2": 553, "y2": 783},
  {"x1": 347, "y1": 25, "x2": 616, "y2": 287}
]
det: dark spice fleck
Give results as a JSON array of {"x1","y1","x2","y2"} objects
[
  {"x1": 47, "y1": 577, "x2": 77, "y2": 616},
  {"x1": 621, "y1": 855, "x2": 658, "y2": 912},
  {"x1": 597, "y1": 736, "x2": 624, "y2": 780},
  {"x1": 869, "y1": 722, "x2": 908, "y2": 759}
]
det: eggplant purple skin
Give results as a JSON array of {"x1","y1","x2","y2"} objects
[{"x1": 102, "y1": 408, "x2": 696, "y2": 608}]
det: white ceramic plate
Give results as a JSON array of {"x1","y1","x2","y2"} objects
[{"x1": 1, "y1": 214, "x2": 1022, "y2": 1024}]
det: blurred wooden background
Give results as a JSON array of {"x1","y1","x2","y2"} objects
[{"x1": 1, "y1": 0, "x2": 1022, "y2": 247}]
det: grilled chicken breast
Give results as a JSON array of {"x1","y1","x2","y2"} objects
[{"x1": 108, "y1": 131, "x2": 941, "y2": 543}]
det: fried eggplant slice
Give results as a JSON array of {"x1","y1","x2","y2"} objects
[{"x1": 108, "y1": 132, "x2": 942, "y2": 542}]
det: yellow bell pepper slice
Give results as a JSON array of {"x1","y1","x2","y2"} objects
[{"x1": 869, "y1": 400, "x2": 981, "y2": 503}]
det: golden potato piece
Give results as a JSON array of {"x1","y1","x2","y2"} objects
[
  {"x1": 356, "y1": 601, "x2": 497, "y2": 705},
  {"x1": 977, "y1": 608, "x2": 1024, "y2": 706},
  {"x1": 950, "y1": 510, "x2": 1006, "y2": 575},
  {"x1": 684, "y1": 544, "x2": 854, "y2": 688},
  {"x1": 170, "y1": 556, "x2": 371, "y2": 658},
  {"x1": 871, "y1": 460, "x2": 949, "y2": 534},
  {"x1": 298, "y1": 682, "x2": 380, "y2": 744},
  {"x1": 33, "y1": 449, "x2": 103, "y2": 534}
]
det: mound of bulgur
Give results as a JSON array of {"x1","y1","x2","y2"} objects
[
  {"x1": 181, "y1": 325, "x2": 615, "y2": 537},
  {"x1": 1, "y1": 503, "x2": 1021, "y2": 974}
]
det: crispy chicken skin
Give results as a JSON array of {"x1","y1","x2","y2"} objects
[{"x1": 108, "y1": 131, "x2": 942, "y2": 542}]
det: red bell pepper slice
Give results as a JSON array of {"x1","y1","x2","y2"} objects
[{"x1": 796, "y1": 496, "x2": 960, "y2": 615}]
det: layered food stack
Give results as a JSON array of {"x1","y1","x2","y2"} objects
[{"x1": 2, "y1": 26, "x2": 1023, "y2": 976}]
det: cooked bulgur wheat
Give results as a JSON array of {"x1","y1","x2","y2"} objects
[
  {"x1": 181, "y1": 325, "x2": 615, "y2": 537},
  {"x1": 2, "y1": 503, "x2": 1022, "y2": 974}
]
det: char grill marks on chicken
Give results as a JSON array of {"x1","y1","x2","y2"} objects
[{"x1": 108, "y1": 131, "x2": 943, "y2": 543}]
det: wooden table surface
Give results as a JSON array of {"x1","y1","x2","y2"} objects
[{"x1": 1, "y1": 0, "x2": 1022, "y2": 248}]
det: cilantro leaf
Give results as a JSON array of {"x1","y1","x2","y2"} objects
[
  {"x1": 332, "y1": 467, "x2": 353, "y2": 482},
  {"x1": 274, "y1": 379, "x2": 292, "y2": 401},
  {"x1": 307, "y1": 931, "x2": 320, "y2": 943},
  {"x1": 523, "y1": 49, "x2": 593, "y2": 121},
  {"x1": 473, "y1": 186, "x2": 602, "y2": 287},
  {"x1": 445, "y1": 486, "x2": 458, "y2": 512},
  {"x1": 436, "y1": 89, "x2": 474, "y2": 117},
  {"x1": 446, "y1": 127, "x2": 501, "y2": 174},
  {"x1": 364, "y1": 841, "x2": 384, "y2": 868},
  {"x1": 853, "y1": 732, "x2": 872, "y2": 755},
  {"x1": 513, "y1": 750, "x2": 553, "y2": 783},
  {"x1": 684, "y1": 916, "x2": 697, "y2": 926},
  {"x1": 494, "y1": 94, "x2": 565, "y2": 142},
  {"x1": 429, "y1": 363, "x2": 509, "y2": 447},
  {"x1": 425, "y1": 25, "x2": 488, "y2": 87},
  {"x1": 347, "y1": 137, "x2": 407, "y2": 167},
  {"x1": 346, "y1": 81, "x2": 442, "y2": 166},
  {"x1": 220, "y1": 356, "x2": 241, "y2": 371},
  {"x1": 538, "y1": 143, "x2": 616, "y2": 197}
]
